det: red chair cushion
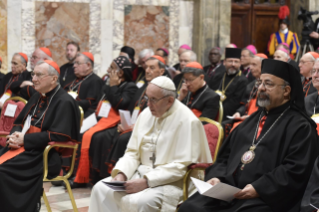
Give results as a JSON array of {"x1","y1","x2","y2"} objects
[
  {"x1": 0, "y1": 100, "x2": 25, "y2": 147},
  {"x1": 188, "y1": 163, "x2": 211, "y2": 169},
  {"x1": 203, "y1": 123, "x2": 219, "y2": 159}
]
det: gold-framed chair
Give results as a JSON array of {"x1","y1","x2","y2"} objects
[
  {"x1": 0, "y1": 96, "x2": 28, "y2": 141},
  {"x1": 217, "y1": 101, "x2": 223, "y2": 124},
  {"x1": 42, "y1": 106, "x2": 84, "y2": 212},
  {"x1": 182, "y1": 117, "x2": 224, "y2": 201}
]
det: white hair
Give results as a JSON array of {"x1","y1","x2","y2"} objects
[
  {"x1": 161, "y1": 87, "x2": 176, "y2": 98},
  {"x1": 316, "y1": 58, "x2": 319, "y2": 63},
  {"x1": 139, "y1": 49, "x2": 154, "y2": 59},
  {"x1": 306, "y1": 53, "x2": 316, "y2": 62},
  {"x1": 36, "y1": 61, "x2": 60, "y2": 85},
  {"x1": 181, "y1": 50, "x2": 197, "y2": 62},
  {"x1": 276, "y1": 49, "x2": 290, "y2": 59}
]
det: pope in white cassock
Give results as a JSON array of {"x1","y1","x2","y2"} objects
[{"x1": 88, "y1": 76, "x2": 212, "y2": 212}]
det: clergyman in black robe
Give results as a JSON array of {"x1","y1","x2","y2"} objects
[
  {"x1": 71, "y1": 56, "x2": 137, "y2": 186},
  {"x1": 204, "y1": 47, "x2": 227, "y2": 91},
  {"x1": 179, "y1": 59, "x2": 319, "y2": 212},
  {"x1": 216, "y1": 48, "x2": 248, "y2": 121},
  {"x1": 178, "y1": 62, "x2": 220, "y2": 120},
  {"x1": 0, "y1": 60, "x2": 80, "y2": 212},
  {"x1": 63, "y1": 52, "x2": 103, "y2": 118}
]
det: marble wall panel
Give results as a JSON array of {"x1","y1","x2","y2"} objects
[
  {"x1": 35, "y1": 2, "x2": 90, "y2": 66},
  {"x1": 124, "y1": 5, "x2": 169, "y2": 61},
  {"x1": 112, "y1": 0, "x2": 180, "y2": 66},
  {"x1": 0, "y1": 0, "x2": 7, "y2": 73}
]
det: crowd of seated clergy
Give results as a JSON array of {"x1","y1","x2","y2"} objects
[{"x1": 2, "y1": 38, "x2": 319, "y2": 212}]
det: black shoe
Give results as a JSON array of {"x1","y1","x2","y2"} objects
[{"x1": 63, "y1": 177, "x2": 87, "y2": 189}]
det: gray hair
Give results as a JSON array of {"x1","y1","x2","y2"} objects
[
  {"x1": 315, "y1": 58, "x2": 319, "y2": 63},
  {"x1": 14, "y1": 53, "x2": 27, "y2": 66},
  {"x1": 254, "y1": 55, "x2": 265, "y2": 62},
  {"x1": 79, "y1": 53, "x2": 94, "y2": 69},
  {"x1": 281, "y1": 80, "x2": 290, "y2": 90},
  {"x1": 181, "y1": 50, "x2": 197, "y2": 62},
  {"x1": 243, "y1": 48, "x2": 255, "y2": 57},
  {"x1": 139, "y1": 49, "x2": 154, "y2": 59},
  {"x1": 38, "y1": 49, "x2": 52, "y2": 61},
  {"x1": 161, "y1": 87, "x2": 177, "y2": 98},
  {"x1": 146, "y1": 57, "x2": 166, "y2": 70},
  {"x1": 308, "y1": 53, "x2": 317, "y2": 62},
  {"x1": 276, "y1": 49, "x2": 290, "y2": 59},
  {"x1": 36, "y1": 61, "x2": 60, "y2": 85},
  {"x1": 183, "y1": 67, "x2": 205, "y2": 76}
]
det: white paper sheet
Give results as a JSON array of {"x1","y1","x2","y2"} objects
[
  {"x1": 0, "y1": 93, "x2": 10, "y2": 104},
  {"x1": 98, "y1": 101, "x2": 111, "y2": 118},
  {"x1": 4, "y1": 104, "x2": 17, "y2": 117},
  {"x1": 68, "y1": 91, "x2": 78, "y2": 99},
  {"x1": 136, "y1": 81, "x2": 145, "y2": 88},
  {"x1": 22, "y1": 115, "x2": 32, "y2": 134},
  {"x1": 80, "y1": 113, "x2": 98, "y2": 133},
  {"x1": 191, "y1": 177, "x2": 241, "y2": 202},
  {"x1": 131, "y1": 108, "x2": 140, "y2": 124},
  {"x1": 119, "y1": 110, "x2": 132, "y2": 131}
]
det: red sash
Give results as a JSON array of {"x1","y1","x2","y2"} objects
[
  {"x1": 74, "y1": 106, "x2": 120, "y2": 183},
  {"x1": 0, "y1": 126, "x2": 41, "y2": 164},
  {"x1": 191, "y1": 109, "x2": 202, "y2": 118},
  {"x1": 316, "y1": 123, "x2": 319, "y2": 136}
]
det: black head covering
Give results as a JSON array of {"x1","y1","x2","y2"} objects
[
  {"x1": 225, "y1": 48, "x2": 242, "y2": 59},
  {"x1": 120, "y1": 46, "x2": 135, "y2": 62},
  {"x1": 261, "y1": 59, "x2": 304, "y2": 110},
  {"x1": 114, "y1": 56, "x2": 132, "y2": 81}
]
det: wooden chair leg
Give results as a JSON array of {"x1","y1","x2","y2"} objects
[
  {"x1": 42, "y1": 190, "x2": 52, "y2": 212},
  {"x1": 63, "y1": 178, "x2": 79, "y2": 212}
]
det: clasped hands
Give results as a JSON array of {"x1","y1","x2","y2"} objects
[
  {"x1": 6, "y1": 132, "x2": 25, "y2": 149},
  {"x1": 207, "y1": 178, "x2": 259, "y2": 199},
  {"x1": 112, "y1": 172, "x2": 148, "y2": 194}
]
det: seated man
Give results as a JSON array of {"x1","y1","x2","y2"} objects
[
  {"x1": 173, "y1": 44, "x2": 191, "y2": 72},
  {"x1": 223, "y1": 53, "x2": 267, "y2": 137},
  {"x1": 178, "y1": 62, "x2": 220, "y2": 120},
  {"x1": 305, "y1": 58, "x2": 319, "y2": 117},
  {"x1": 60, "y1": 41, "x2": 80, "y2": 87},
  {"x1": 89, "y1": 76, "x2": 212, "y2": 212},
  {"x1": 81, "y1": 55, "x2": 167, "y2": 185},
  {"x1": 19, "y1": 47, "x2": 53, "y2": 100},
  {"x1": 63, "y1": 52, "x2": 103, "y2": 117},
  {"x1": 275, "y1": 43, "x2": 299, "y2": 71},
  {"x1": 72, "y1": 56, "x2": 138, "y2": 185},
  {"x1": 179, "y1": 59, "x2": 318, "y2": 212},
  {"x1": 134, "y1": 48, "x2": 154, "y2": 87},
  {"x1": 299, "y1": 52, "x2": 319, "y2": 97},
  {"x1": 0, "y1": 52, "x2": 29, "y2": 107},
  {"x1": 240, "y1": 45, "x2": 257, "y2": 83},
  {"x1": 216, "y1": 48, "x2": 248, "y2": 120},
  {"x1": 173, "y1": 50, "x2": 197, "y2": 94},
  {"x1": 0, "y1": 60, "x2": 80, "y2": 211},
  {"x1": 204, "y1": 47, "x2": 226, "y2": 90}
]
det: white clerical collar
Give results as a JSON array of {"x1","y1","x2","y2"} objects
[{"x1": 280, "y1": 28, "x2": 288, "y2": 34}]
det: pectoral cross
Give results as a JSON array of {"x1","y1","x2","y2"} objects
[{"x1": 150, "y1": 152, "x2": 156, "y2": 168}]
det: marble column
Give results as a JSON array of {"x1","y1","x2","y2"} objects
[
  {"x1": 192, "y1": 0, "x2": 231, "y2": 66},
  {"x1": 0, "y1": 0, "x2": 7, "y2": 73}
]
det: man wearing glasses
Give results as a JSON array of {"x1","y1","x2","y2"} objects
[
  {"x1": 0, "y1": 52, "x2": 29, "y2": 107},
  {"x1": 305, "y1": 59, "x2": 319, "y2": 117},
  {"x1": 179, "y1": 59, "x2": 318, "y2": 212},
  {"x1": 216, "y1": 48, "x2": 248, "y2": 121},
  {"x1": 89, "y1": 76, "x2": 212, "y2": 212},
  {"x1": 299, "y1": 52, "x2": 319, "y2": 97},
  {"x1": 63, "y1": 52, "x2": 103, "y2": 117},
  {"x1": 0, "y1": 60, "x2": 81, "y2": 211},
  {"x1": 178, "y1": 61, "x2": 220, "y2": 120}
]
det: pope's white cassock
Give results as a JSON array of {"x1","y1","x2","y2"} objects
[{"x1": 89, "y1": 76, "x2": 212, "y2": 212}]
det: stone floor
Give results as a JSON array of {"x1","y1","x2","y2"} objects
[{"x1": 41, "y1": 182, "x2": 91, "y2": 212}]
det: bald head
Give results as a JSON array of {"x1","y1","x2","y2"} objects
[
  {"x1": 179, "y1": 50, "x2": 197, "y2": 70},
  {"x1": 274, "y1": 50, "x2": 289, "y2": 62},
  {"x1": 31, "y1": 48, "x2": 52, "y2": 70},
  {"x1": 299, "y1": 53, "x2": 316, "y2": 78}
]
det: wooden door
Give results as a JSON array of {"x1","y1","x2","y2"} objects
[{"x1": 231, "y1": 0, "x2": 290, "y2": 54}]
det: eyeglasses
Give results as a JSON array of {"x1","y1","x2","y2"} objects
[
  {"x1": 255, "y1": 80, "x2": 286, "y2": 90},
  {"x1": 145, "y1": 95, "x2": 169, "y2": 104},
  {"x1": 299, "y1": 60, "x2": 314, "y2": 65},
  {"x1": 31, "y1": 72, "x2": 51, "y2": 79},
  {"x1": 312, "y1": 69, "x2": 319, "y2": 75},
  {"x1": 183, "y1": 76, "x2": 199, "y2": 83},
  {"x1": 73, "y1": 61, "x2": 86, "y2": 66},
  {"x1": 31, "y1": 56, "x2": 39, "y2": 60}
]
